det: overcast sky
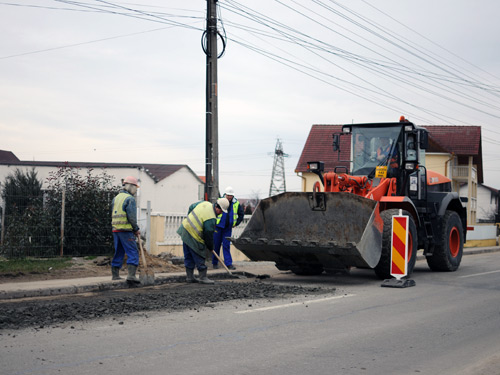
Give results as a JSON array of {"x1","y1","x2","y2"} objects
[{"x1": 1, "y1": 0, "x2": 500, "y2": 199}]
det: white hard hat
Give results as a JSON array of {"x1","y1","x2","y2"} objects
[
  {"x1": 123, "y1": 176, "x2": 139, "y2": 187},
  {"x1": 225, "y1": 186, "x2": 234, "y2": 195},
  {"x1": 217, "y1": 198, "x2": 229, "y2": 213}
]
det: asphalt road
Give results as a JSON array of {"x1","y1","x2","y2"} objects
[{"x1": 2, "y1": 252, "x2": 500, "y2": 375}]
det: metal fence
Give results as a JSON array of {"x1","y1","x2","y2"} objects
[
  {"x1": 0, "y1": 191, "x2": 253, "y2": 258},
  {"x1": 0, "y1": 192, "x2": 114, "y2": 258}
]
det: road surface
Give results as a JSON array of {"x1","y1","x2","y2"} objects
[{"x1": 1, "y1": 252, "x2": 500, "y2": 375}]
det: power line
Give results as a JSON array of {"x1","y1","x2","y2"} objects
[{"x1": 220, "y1": 0, "x2": 500, "y2": 126}]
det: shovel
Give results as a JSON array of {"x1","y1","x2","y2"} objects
[
  {"x1": 211, "y1": 250, "x2": 246, "y2": 279},
  {"x1": 139, "y1": 238, "x2": 155, "y2": 286}
]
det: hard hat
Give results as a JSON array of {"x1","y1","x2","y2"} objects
[
  {"x1": 123, "y1": 176, "x2": 139, "y2": 187},
  {"x1": 217, "y1": 198, "x2": 229, "y2": 213},
  {"x1": 225, "y1": 186, "x2": 234, "y2": 195}
]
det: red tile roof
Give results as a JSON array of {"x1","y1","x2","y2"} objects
[
  {"x1": 295, "y1": 124, "x2": 483, "y2": 182},
  {"x1": 295, "y1": 125, "x2": 348, "y2": 173},
  {"x1": 423, "y1": 126, "x2": 481, "y2": 155}
]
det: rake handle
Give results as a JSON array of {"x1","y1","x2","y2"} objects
[
  {"x1": 138, "y1": 236, "x2": 148, "y2": 268},
  {"x1": 211, "y1": 250, "x2": 233, "y2": 275}
]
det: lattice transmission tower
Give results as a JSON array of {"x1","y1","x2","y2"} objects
[{"x1": 269, "y1": 138, "x2": 289, "y2": 197}]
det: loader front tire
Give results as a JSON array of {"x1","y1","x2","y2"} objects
[
  {"x1": 374, "y1": 209, "x2": 417, "y2": 280},
  {"x1": 426, "y1": 210, "x2": 463, "y2": 272}
]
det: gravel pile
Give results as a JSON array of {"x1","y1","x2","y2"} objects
[{"x1": 0, "y1": 280, "x2": 333, "y2": 330}]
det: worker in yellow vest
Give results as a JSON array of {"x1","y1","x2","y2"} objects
[
  {"x1": 110, "y1": 176, "x2": 141, "y2": 284},
  {"x1": 212, "y1": 186, "x2": 245, "y2": 270},
  {"x1": 177, "y1": 198, "x2": 229, "y2": 284}
]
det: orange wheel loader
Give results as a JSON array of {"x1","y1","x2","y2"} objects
[{"x1": 231, "y1": 118, "x2": 466, "y2": 279}]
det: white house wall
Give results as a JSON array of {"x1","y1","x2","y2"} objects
[
  {"x1": 461, "y1": 184, "x2": 497, "y2": 222},
  {"x1": 143, "y1": 167, "x2": 203, "y2": 215},
  {"x1": 0, "y1": 164, "x2": 202, "y2": 219}
]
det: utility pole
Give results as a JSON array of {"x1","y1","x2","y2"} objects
[
  {"x1": 269, "y1": 138, "x2": 289, "y2": 197},
  {"x1": 204, "y1": 0, "x2": 219, "y2": 202}
]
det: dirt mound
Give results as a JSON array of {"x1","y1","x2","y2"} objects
[
  {"x1": 139, "y1": 252, "x2": 183, "y2": 274},
  {"x1": 0, "y1": 253, "x2": 184, "y2": 284}
]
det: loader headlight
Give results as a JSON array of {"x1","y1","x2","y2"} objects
[
  {"x1": 307, "y1": 161, "x2": 324, "y2": 172},
  {"x1": 405, "y1": 162, "x2": 416, "y2": 170}
]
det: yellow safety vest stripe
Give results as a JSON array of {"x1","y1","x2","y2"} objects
[
  {"x1": 112, "y1": 193, "x2": 133, "y2": 231},
  {"x1": 216, "y1": 200, "x2": 239, "y2": 227},
  {"x1": 182, "y1": 202, "x2": 216, "y2": 244}
]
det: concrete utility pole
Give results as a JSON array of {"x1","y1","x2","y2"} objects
[{"x1": 204, "y1": 0, "x2": 219, "y2": 202}]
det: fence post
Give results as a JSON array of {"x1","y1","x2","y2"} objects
[
  {"x1": 60, "y1": 187, "x2": 66, "y2": 257},
  {"x1": 146, "y1": 200, "x2": 151, "y2": 253},
  {"x1": 0, "y1": 201, "x2": 5, "y2": 246}
]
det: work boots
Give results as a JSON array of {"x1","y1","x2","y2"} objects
[
  {"x1": 185, "y1": 267, "x2": 199, "y2": 283},
  {"x1": 126, "y1": 264, "x2": 141, "y2": 284},
  {"x1": 111, "y1": 266, "x2": 123, "y2": 280},
  {"x1": 198, "y1": 268, "x2": 214, "y2": 284}
]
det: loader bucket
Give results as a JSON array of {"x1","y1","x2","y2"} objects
[{"x1": 231, "y1": 192, "x2": 384, "y2": 273}]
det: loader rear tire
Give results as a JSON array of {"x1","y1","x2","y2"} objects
[
  {"x1": 374, "y1": 209, "x2": 417, "y2": 280},
  {"x1": 426, "y1": 210, "x2": 463, "y2": 272}
]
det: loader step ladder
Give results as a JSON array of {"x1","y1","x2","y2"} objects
[
  {"x1": 417, "y1": 206, "x2": 436, "y2": 256},
  {"x1": 423, "y1": 218, "x2": 435, "y2": 256}
]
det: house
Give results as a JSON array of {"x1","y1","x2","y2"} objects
[
  {"x1": 460, "y1": 183, "x2": 499, "y2": 223},
  {"x1": 424, "y1": 126, "x2": 482, "y2": 225},
  {"x1": 295, "y1": 124, "x2": 484, "y2": 225},
  {"x1": 0, "y1": 150, "x2": 204, "y2": 227}
]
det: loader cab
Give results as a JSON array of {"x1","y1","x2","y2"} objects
[
  {"x1": 338, "y1": 121, "x2": 429, "y2": 198},
  {"x1": 347, "y1": 124, "x2": 403, "y2": 177}
]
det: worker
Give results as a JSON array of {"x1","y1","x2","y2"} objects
[
  {"x1": 110, "y1": 176, "x2": 141, "y2": 284},
  {"x1": 177, "y1": 197, "x2": 230, "y2": 284},
  {"x1": 377, "y1": 137, "x2": 399, "y2": 168},
  {"x1": 376, "y1": 137, "x2": 392, "y2": 161},
  {"x1": 212, "y1": 186, "x2": 245, "y2": 270}
]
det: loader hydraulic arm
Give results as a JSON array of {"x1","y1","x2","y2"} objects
[
  {"x1": 323, "y1": 172, "x2": 370, "y2": 194},
  {"x1": 321, "y1": 171, "x2": 396, "y2": 200}
]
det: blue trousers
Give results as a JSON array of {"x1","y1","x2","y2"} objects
[
  {"x1": 212, "y1": 226, "x2": 233, "y2": 266},
  {"x1": 112, "y1": 231, "x2": 139, "y2": 267},
  {"x1": 183, "y1": 243, "x2": 208, "y2": 271}
]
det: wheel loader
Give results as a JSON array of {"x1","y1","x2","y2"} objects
[{"x1": 231, "y1": 117, "x2": 467, "y2": 279}]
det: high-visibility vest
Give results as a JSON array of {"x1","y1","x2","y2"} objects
[
  {"x1": 216, "y1": 199, "x2": 240, "y2": 227},
  {"x1": 377, "y1": 144, "x2": 391, "y2": 159},
  {"x1": 377, "y1": 145, "x2": 399, "y2": 168},
  {"x1": 182, "y1": 201, "x2": 216, "y2": 244},
  {"x1": 111, "y1": 192, "x2": 133, "y2": 231}
]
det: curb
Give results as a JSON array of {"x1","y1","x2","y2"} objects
[
  {"x1": 0, "y1": 271, "x2": 254, "y2": 300},
  {"x1": 416, "y1": 246, "x2": 500, "y2": 261},
  {"x1": 1, "y1": 249, "x2": 498, "y2": 300}
]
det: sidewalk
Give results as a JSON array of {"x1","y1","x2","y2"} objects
[
  {"x1": 1, "y1": 246, "x2": 499, "y2": 300},
  {"x1": 0, "y1": 261, "x2": 281, "y2": 300}
]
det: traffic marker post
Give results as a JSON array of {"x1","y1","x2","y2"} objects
[{"x1": 381, "y1": 210, "x2": 416, "y2": 288}]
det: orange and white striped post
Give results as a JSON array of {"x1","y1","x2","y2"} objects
[
  {"x1": 390, "y1": 212, "x2": 409, "y2": 279},
  {"x1": 381, "y1": 209, "x2": 416, "y2": 288}
]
